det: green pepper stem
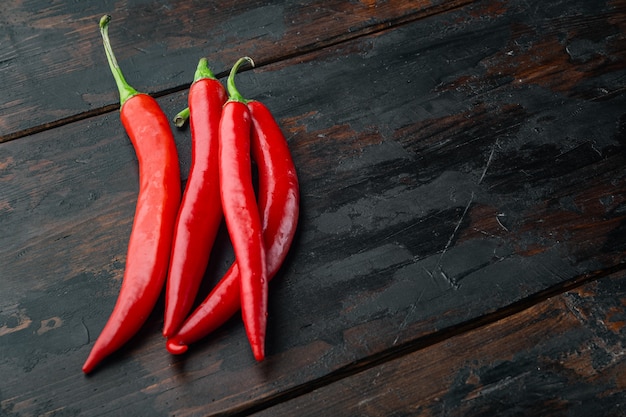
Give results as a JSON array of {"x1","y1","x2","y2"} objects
[
  {"x1": 173, "y1": 107, "x2": 190, "y2": 128},
  {"x1": 99, "y1": 15, "x2": 138, "y2": 106},
  {"x1": 173, "y1": 58, "x2": 219, "y2": 127},
  {"x1": 194, "y1": 57, "x2": 217, "y2": 82},
  {"x1": 227, "y1": 56, "x2": 255, "y2": 103}
]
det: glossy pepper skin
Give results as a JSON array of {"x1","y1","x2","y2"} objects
[
  {"x1": 162, "y1": 58, "x2": 227, "y2": 338},
  {"x1": 166, "y1": 70, "x2": 299, "y2": 358},
  {"x1": 83, "y1": 16, "x2": 181, "y2": 374},
  {"x1": 219, "y1": 95, "x2": 268, "y2": 361}
]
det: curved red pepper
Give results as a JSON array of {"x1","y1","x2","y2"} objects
[
  {"x1": 218, "y1": 59, "x2": 268, "y2": 360},
  {"x1": 166, "y1": 60, "x2": 299, "y2": 359},
  {"x1": 83, "y1": 16, "x2": 181, "y2": 374},
  {"x1": 162, "y1": 58, "x2": 227, "y2": 338}
]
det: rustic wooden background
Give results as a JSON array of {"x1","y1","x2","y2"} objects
[{"x1": 1, "y1": 0, "x2": 625, "y2": 415}]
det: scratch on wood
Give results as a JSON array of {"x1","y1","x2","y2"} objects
[
  {"x1": 465, "y1": 372, "x2": 532, "y2": 401},
  {"x1": 430, "y1": 192, "x2": 474, "y2": 290},
  {"x1": 81, "y1": 317, "x2": 90, "y2": 344},
  {"x1": 479, "y1": 140, "x2": 498, "y2": 184},
  {"x1": 496, "y1": 213, "x2": 509, "y2": 232},
  {"x1": 439, "y1": 192, "x2": 475, "y2": 264},
  {"x1": 373, "y1": 218, "x2": 426, "y2": 250},
  {"x1": 394, "y1": 288, "x2": 426, "y2": 345},
  {"x1": 438, "y1": 268, "x2": 459, "y2": 290},
  {"x1": 424, "y1": 266, "x2": 436, "y2": 283},
  {"x1": 448, "y1": 193, "x2": 474, "y2": 256}
]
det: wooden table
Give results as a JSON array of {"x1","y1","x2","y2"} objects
[{"x1": 2, "y1": 1, "x2": 626, "y2": 415}]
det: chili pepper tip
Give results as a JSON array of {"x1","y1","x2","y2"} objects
[
  {"x1": 253, "y1": 348, "x2": 265, "y2": 362},
  {"x1": 166, "y1": 338, "x2": 189, "y2": 355}
]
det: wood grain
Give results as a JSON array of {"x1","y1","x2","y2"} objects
[
  {"x1": 0, "y1": 0, "x2": 474, "y2": 142},
  {"x1": 250, "y1": 271, "x2": 626, "y2": 417},
  {"x1": 0, "y1": 0, "x2": 625, "y2": 416}
]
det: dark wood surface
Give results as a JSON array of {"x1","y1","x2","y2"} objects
[{"x1": 1, "y1": 0, "x2": 625, "y2": 416}]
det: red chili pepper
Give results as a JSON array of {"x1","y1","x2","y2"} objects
[
  {"x1": 217, "y1": 57, "x2": 268, "y2": 361},
  {"x1": 166, "y1": 58, "x2": 299, "y2": 358},
  {"x1": 82, "y1": 16, "x2": 181, "y2": 374},
  {"x1": 161, "y1": 58, "x2": 227, "y2": 338}
]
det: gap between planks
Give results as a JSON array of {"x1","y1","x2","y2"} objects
[{"x1": 0, "y1": 0, "x2": 475, "y2": 144}]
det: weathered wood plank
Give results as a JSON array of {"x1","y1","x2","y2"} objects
[
  {"x1": 250, "y1": 270, "x2": 626, "y2": 417},
  {"x1": 0, "y1": 0, "x2": 625, "y2": 416},
  {"x1": 0, "y1": 0, "x2": 473, "y2": 142}
]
